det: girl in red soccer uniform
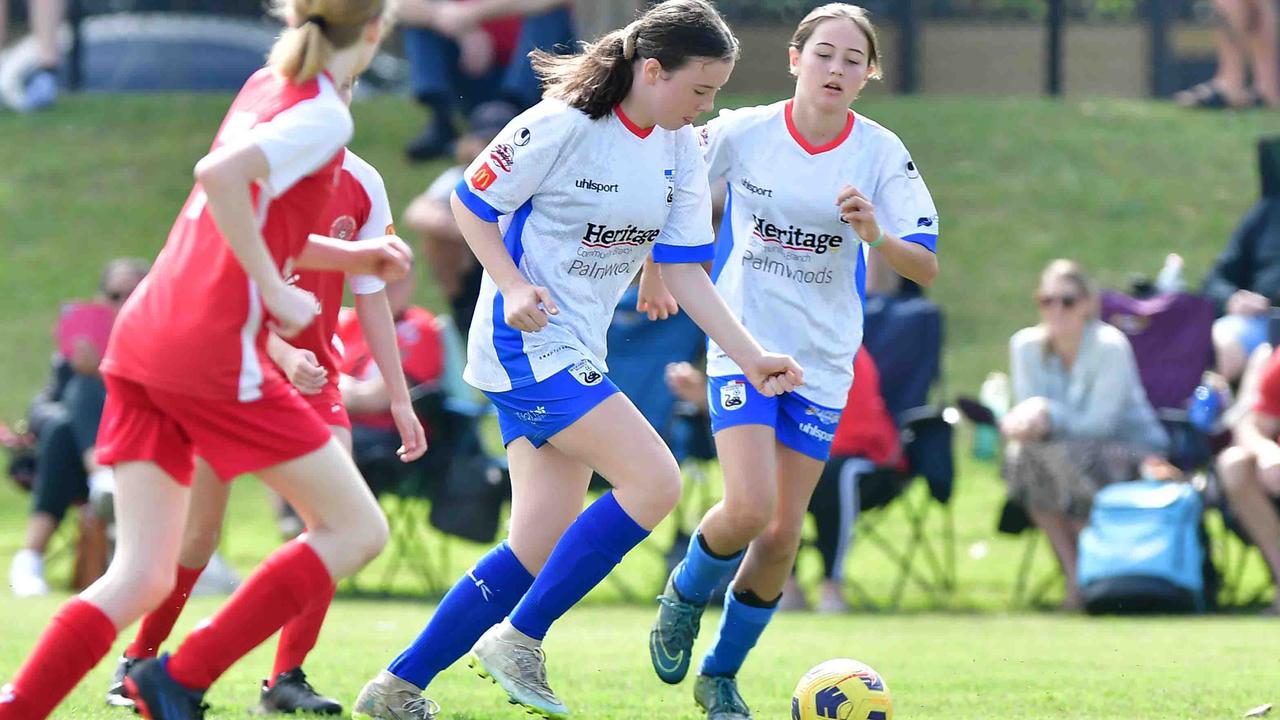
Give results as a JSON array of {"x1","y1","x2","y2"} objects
[
  {"x1": 0, "y1": 1, "x2": 406, "y2": 718},
  {"x1": 103, "y1": 145, "x2": 426, "y2": 716}
]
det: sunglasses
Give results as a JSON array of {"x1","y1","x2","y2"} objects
[
  {"x1": 104, "y1": 290, "x2": 129, "y2": 303},
  {"x1": 1037, "y1": 294, "x2": 1079, "y2": 310}
]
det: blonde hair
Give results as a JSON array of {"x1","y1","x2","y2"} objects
[
  {"x1": 1039, "y1": 258, "x2": 1095, "y2": 299},
  {"x1": 791, "y1": 3, "x2": 883, "y2": 81},
  {"x1": 531, "y1": 0, "x2": 738, "y2": 119},
  {"x1": 268, "y1": 0, "x2": 390, "y2": 83}
]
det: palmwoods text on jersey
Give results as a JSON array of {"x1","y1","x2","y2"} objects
[
  {"x1": 743, "y1": 213, "x2": 846, "y2": 285},
  {"x1": 566, "y1": 222, "x2": 663, "y2": 281}
]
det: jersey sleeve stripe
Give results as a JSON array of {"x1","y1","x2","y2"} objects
[
  {"x1": 454, "y1": 178, "x2": 503, "y2": 223},
  {"x1": 652, "y1": 242, "x2": 715, "y2": 264},
  {"x1": 900, "y1": 232, "x2": 937, "y2": 254},
  {"x1": 491, "y1": 200, "x2": 537, "y2": 385}
]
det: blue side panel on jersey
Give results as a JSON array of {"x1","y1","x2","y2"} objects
[
  {"x1": 492, "y1": 200, "x2": 535, "y2": 384},
  {"x1": 454, "y1": 177, "x2": 503, "y2": 223},
  {"x1": 855, "y1": 243, "x2": 867, "y2": 304},
  {"x1": 653, "y1": 242, "x2": 715, "y2": 264},
  {"x1": 901, "y1": 231, "x2": 938, "y2": 253},
  {"x1": 710, "y1": 186, "x2": 735, "y2": 283}
]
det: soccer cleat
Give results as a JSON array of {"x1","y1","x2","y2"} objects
[
  {"x1": 253, "y1": 667, "x2": 341, "y2": 715},
  {"x1": 8, "y1": 549, "x2": 49, "y2": 598},
  {"x1": 469, "y1": 624, "x2": 569, "y2": 719},
  {"x1": 649, "y1": 568, "x2": 706, "y2": 684},
  {"x1": 351, "y1": 670, "x2": 440, "y2": 720},
  {"x1": 106, "y1": 655, "x2": 140, "y2": 709},
  {"x1": 694, "y1": 675, "x2": 752, "y2": 720},
  {"x1": 123, "y1": 656, "x2": 208, "y2": 720}
]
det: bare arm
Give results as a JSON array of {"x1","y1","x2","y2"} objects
[
  {"x1": 659, "y1": 262, "x2": 802, "y2": 396},
  {"x1": 871, "y1": 234, "x2": 938, "y2": 288},
  {"x1": 1238, "y1": 410, "x2": 1280, "y2": 463},
  {"x1": 354, "y1": 290, "x2": 428, "y2": 461}
]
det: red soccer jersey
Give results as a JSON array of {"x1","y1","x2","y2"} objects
[
  {"x1": 103, "y1": 68, "x2": 353, "y2": 402},
  {"x1": 830, "y1": 349, "x2": 903, "y2": 469},
  {"x1": 1254, "y1": 349, "x2": 1280, "y2": 419},
  {"x1": 337, "y1": 306, "x2": 445, "y2": 430},
  {"x1": 290, "y1": 149, "x2": 395, "y2": 379}
]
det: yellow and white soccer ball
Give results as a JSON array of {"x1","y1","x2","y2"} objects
[{"x1": 791, "y1": 658, "x2": 893, "y2": 720}]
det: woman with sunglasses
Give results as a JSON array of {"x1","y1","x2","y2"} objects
[{"x1": 1001, "y1": 259, "x2": 1169, "y2": 611}]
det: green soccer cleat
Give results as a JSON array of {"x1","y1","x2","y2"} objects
[
  {"x1": 649, "y1": 567, "x2": 706, "y2": 684},
  {"x1": 694, "y1": 675, "x2": 752, "y2": 720}
]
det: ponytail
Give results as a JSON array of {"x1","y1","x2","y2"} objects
[{"x1": 268, "y1": 0, "x2": 387, "y2": 84}]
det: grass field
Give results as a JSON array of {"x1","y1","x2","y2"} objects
[
  {"x1": 1, "y1": 94, "x2": 1279, "y2": 718},
  {"x1": 1, "y1": 594, "x2": 1279, "y2": 719}
]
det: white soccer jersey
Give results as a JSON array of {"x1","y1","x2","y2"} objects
[
  {"x1": 701, "y1": 100, "x2": 939, "y2": 408},
  {"x1": 456, "y1": 99, "x2": 714, "y2": 392}
]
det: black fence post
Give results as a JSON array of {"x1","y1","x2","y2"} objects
[
  {"x1": 1148, "y1": 0, "x2": 1174, "y2": 98},
  {"x1": 67, "y1": 0, "x2": 83, "y2": 91},
  {"x1": 1045, "y1": 0, "x2": 1064, "y2": 96},
  {"x1": 897, "y1": 0, "x2": 918, "y2": 95}
]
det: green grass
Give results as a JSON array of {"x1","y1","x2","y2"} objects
[
  {"x1": 1, "y1": 596, "x2": 1279, "y2": 719},
  {"x1": 0, "y1": 93, "x2": 1276, "y2": 419},
  {"x1": 1, "y1": 93, "x2": 1278, "y2": 718}
]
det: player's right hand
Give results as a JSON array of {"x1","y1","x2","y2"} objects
[
  {"x1": 503, "y1": 281, "x2": 559, "y2": 332},
  {"x1": 637, "y1": 265, "x2": 679, "y2": 321},
  {"x1": 283, "y1": 348, "x2": 327, "y2": 395},
  {"x1": 352, "y1": 235, "x2": 414, "y2": 283},
  {"x1": 743, "y1": 352, "x2": 804, "y2": 398},
  {"x1": 263, "y1": 281, "x2": 319, "y2": 338}
]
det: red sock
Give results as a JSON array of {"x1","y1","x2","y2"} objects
[
  {"x1": 270, "y1": 583, "x2": 336, "y2": 685},
  {"x1": 166, "y1": 541, "x2": 331, "y2": 690},
  {"x1": 125, "y1": 564, "x2": 205, "y2": 659},
  {"x1": 0, "y1": 598, "x2": 117, "y2": 720}
]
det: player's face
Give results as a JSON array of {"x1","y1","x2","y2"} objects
[
  {"x1": 649, "y1": 57, "x2": 735, "y2": 131},
  {"x1": 352, "y1": 18, "x2": 386, "y2": 77},
  {"x1": 1036, "y1": 276, "x2": 1090, "y2": 338},
  {"x1": 789, "y1": 19, "x2": 873, "y2": 112}
]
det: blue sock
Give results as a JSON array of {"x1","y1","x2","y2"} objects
[
  {"x1": 672, "y1": 531, "x2": 743, "y2": 605},
  {"x1": 700, "y1": 591, "x2": 777, "y2": 678},
  {"x1": 509, "y1": 491, "x2": 649, "y2": 640},
  {"x1": 387, "y1": 541, "x2": 533, "y2": 689}
]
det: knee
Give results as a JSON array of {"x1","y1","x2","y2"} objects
[
  {"x1": 647, "y1": 462, "x2": 684, "y2": 518},
  {"x1": 755, "y1": 522, "x2": 804, "y2": 566},
  {"x1": 352, "y1": 508, "x2": 390, "y2": 567},
  {"x1": 722, "y1": 491, "x2": 776, "y2": 539},
  {"x1": 1217, "y1": 446, "x2": 1257, "y2": 490}
]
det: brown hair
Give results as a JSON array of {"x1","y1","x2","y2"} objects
[
  {"x1": 531, "y1": 0, "x2": 738, "y2": 120},
  {"x1": 268, "y1": 0, "x2": 389, "y2": 83},
  {"x1": 790, "y1": 3, "x2": 883, "y2": 80}
]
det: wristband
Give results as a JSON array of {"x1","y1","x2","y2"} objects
[{"x1": 867, "y1": 229, "x2": 886, "y2": 248}]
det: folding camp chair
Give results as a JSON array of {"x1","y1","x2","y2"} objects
[
  {"x1": 1001, "y1": 291, "x2": 1216, "y2": 607},
  {"x1": 838, "y1": 294, "x2": 958, "y2": 609}
]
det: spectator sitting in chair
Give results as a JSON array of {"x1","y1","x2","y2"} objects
[
  {"x1": 336, "y1": 269, "x2": 446, "y2": 494},
  {"x1": 8, "y1": 257, "x2": 147, "y2": 597},
  {"x1": 1216, "y1": 347, "x2": 1280, "y2": 614},
  {"x1": 397, "y1": 0, "x2": 575, "y2": 161},
  {"x1": 403, "y1": 100, "x2": 516, "y2": 338},
  {"x1": 1002, "y1": 259, "x2": 1170, "y2": 611}
]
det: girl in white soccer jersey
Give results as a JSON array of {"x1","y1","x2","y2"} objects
[
  {"x1": 645, "y1": 5, "x2": 940, "y2": 719},
  {"x1": 354, "y1": 2, "x2": 802, "y2": 719}
]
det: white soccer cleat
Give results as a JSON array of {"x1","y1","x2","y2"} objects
[
  {"x1": 9, "y1": 549, "x2": 49, "y2": 597},
  {"x1": 470, "y1": 623, "x2": 569, "y2": 719},
  {"x1": 351, "y1": 670, "x2": 440, "y2": 720}
]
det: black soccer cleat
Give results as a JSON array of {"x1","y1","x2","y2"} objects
[
  {"x1": 123, "y1": 656, "x2": 208, "y2": 720},
  {"x1": 253, "y1": 668, "x2": 342, "y2": 715}
]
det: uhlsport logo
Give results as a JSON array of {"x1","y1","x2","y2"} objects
[
  {"x1": 575, "y1": 178, "x2": 619, "y2": 193},
  {"x1": 720, "y1": 380, "x2": 747, "y2": 410},
  {"x1": 751, "y1": 214, "x2": 844, "y2": 254},
  {"x1": 514, "y1": 127, "x2": 532, "y2": 146},
  {"x1": 905, "y1": 159, "x2": 920, "y2": 179},
  {"x1": 741, "y1": 178, "x2": 774, "y2": 198},
  {"x1": 570, "y1": 360, "x2": 603, "y2": 386}
]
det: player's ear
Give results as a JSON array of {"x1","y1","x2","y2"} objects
[
  {"x1": 641, "y1": 57, "x2": 664, "y2": 85},
  {"x1": 787, "y1": 45, "x2": 800, "y2": 77}
]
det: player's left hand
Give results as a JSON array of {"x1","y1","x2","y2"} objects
[
  {"x1": 742, "y1": 352, "x2": 804, "y2": 398},
  {"x1": 352, "y1": 235, "x2": 414, "y2": 283},
  {"x1": 637, "y1": 265, "x2": 679, "y2": 321},
  {"x1": 390, "y1": 397, "x2": 428, "y2": 462},
  {"x1": 836, "y1": 185, "x2": 881, "y2": 245}
]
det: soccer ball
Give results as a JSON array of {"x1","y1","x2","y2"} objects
[{"x1": 791, "y1": 658, "x2": 893, "y2": 720}]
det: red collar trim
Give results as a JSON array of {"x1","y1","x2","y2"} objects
[
  {"x1": 784, "y1": 99, "x2": 855, "y2": 155},
  {"x1": 615, "y1": 104, "x2": 655, "y2": 139}
]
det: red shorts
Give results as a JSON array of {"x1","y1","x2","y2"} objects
[
  {"x1": 304, "y1": 381, "x2": 351, "y2": 432},
  {"x1": 96, "y1": 373, "x2": 332, "y2": 485}
]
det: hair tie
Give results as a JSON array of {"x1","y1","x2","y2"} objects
[
  {"x1": 621, "y1": 21, "x2": 639, "y2": 60},
  {"x1": 304, "y1": 14, "x2": 328, "y2": 32}
]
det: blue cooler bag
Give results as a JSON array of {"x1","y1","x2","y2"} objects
[{"x1": 1077, "y1": 480, "x2": 1206, "y2": 614}]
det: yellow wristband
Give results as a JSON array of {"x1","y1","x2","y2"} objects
[{"x1": 867, "y1": 229, "x2": 886, "y2": 248}]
